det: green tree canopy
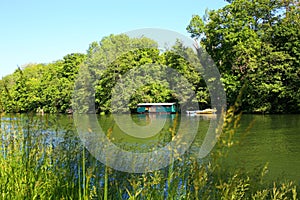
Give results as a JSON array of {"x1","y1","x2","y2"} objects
[{"x1": 187, "y1": 0, "x2": 300, "y2": 113}]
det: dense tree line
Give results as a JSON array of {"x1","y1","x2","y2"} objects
[
  {"x1": 0, "y1": 35, "x2": 208, "y2": 114},
  {"x1": 187, "y1": 0, "x2": 300, "y2": 113},
  {"x1": 0, "y1": 53, "x2": 86, "y2": 113},
  {"x1": 0, "y1": 0, "x2": 299, "y2": 113}
]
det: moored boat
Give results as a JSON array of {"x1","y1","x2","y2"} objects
[{"x1": 196, "y1": 108, "x2": 217, "y2": 114}]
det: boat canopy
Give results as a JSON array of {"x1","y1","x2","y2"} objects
[{"x1": 137, "y1": 103, "x2": 176, "y2": 106}]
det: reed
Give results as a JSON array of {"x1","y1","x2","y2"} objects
[{"x1": 0, "y1": 112, "x2": 298, "y2": 199}]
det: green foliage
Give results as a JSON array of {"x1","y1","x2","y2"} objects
[
  {"x1": 187, "y1": 0, "x2": 300, "y2": 113},
  {"x1": 1, "y1": 0, "x2": 299, "y2": 114},
  {"x1": 0, "y1": 115, "x2": 81, "y2": 199},
  {"x1": 74, "y1": 34, "x2": 207, "y2": 114},
  {"x1": 94, "y1": 48, "x2": 163, "y2": 113},
  {"x1": 0, "y1": 111, "x2": 298, "y2": 199},
  {"x1": 0, "y1": 34, "x2": 207, "y2": 114},
  {"x1": 0, "y1": 53, "x2": 86, "y2": 113}
]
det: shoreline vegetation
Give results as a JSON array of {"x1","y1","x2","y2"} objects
[
  {"x1": 0, "y1": 0, "x2": 299, "y2": 199},
  {"x1": 0, "y1": 107, "x2": 298, "y2": 199}
]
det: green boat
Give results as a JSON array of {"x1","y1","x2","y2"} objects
[{"x1": 137, "y1": 103, "x2": 177, "y2": 113}]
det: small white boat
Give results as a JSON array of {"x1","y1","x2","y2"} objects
[
  {"x1": 187, "y1": 109, "x2": 217, "y2": 115},
  {"x1": 186, "y1": 110, "x2": 198, "y2": 114},
  {"x1": 196, "y1": 108, "x2": 217, "y2": 114}
]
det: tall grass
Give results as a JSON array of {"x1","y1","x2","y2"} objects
[
  {"x1": 0, "y1": 114, "x2": 76, "y2": 199},
  {"x1": 0, "y1": 111, "x2": 298, "y2": 199}
]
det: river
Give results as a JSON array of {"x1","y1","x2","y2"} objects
[
  {"x1": 1, "y1": 113, "x2": 299, "y2": 185},
  {"x1": 227, "y1": 114, "x2": 300, "y2": 185}
]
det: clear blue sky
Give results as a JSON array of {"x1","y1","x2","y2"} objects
[{"x1": 0, "y1": 0, "x2": 227, "y2": 78}]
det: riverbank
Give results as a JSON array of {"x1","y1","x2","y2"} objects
[{"x1": 0, "y1": 110, "x2": 299, "y2": 199}]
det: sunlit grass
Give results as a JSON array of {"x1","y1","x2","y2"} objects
[{"x1": 0, "y1": 111, "x2": 298, "y2": 199}]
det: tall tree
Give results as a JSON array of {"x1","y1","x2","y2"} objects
[{"x1": 188, "y1": 0, "x2": 300, "y2": 113}]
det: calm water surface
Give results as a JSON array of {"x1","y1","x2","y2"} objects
[
  {"x1": 228, "y1": 114, "x2": 300, "y2": 184},
  {"x1": 1, "y1": 113, "x2": 299, "y2": 184}
]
